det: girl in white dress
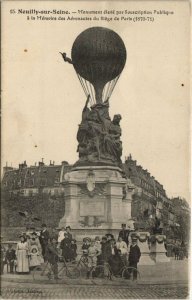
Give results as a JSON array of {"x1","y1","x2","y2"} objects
[
  {"x1": 116, "y1": 236, "x2": 128, "y2": 255},
  {"x1": 28, "y1": 232, "x2": 44, "y2": 269}
]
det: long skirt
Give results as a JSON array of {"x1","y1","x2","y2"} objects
[{"x1": 17, "y1": 250, "x2": 29, "y2": 273}]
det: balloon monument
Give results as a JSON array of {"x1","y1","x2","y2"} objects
[{"x1": 60, "y1": 27, "x2": 127, "y2": 167}]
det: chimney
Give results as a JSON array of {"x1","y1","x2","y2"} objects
[
  {"x1": 3, "y1": 165, "x2": 13, "y2": 175},
  {"x1": 39, "y1": 161, "x2": 44, "y2": 167}
]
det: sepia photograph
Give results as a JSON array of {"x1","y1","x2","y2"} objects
[{"x1": 1, "y1": 0, "x2": 190, "y2": 299}]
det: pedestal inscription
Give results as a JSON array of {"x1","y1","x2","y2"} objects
[{"x1": 80, "y1": 201, "x2": 105, "y2": 217}]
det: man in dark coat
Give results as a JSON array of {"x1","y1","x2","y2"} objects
[
  {"x1": 118, "y1": 224, "x2": 130, "y2": 246},
  {"x1": 60, "y1": 233, "x2": 72, "y2": 262},
  {"x1": 5, "y1": 244, "x2": 16, "y2": 273},
  {"x1": 101, "y1": 235, "x2": 112, "y2": 263},
  {"x1": 39, "y1": 224, "x2": 50, "y2": 260},
  {"x1": 128, "y1": 237, "x2": 141, "y2": 280}
]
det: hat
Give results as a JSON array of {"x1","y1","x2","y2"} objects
[
  {"x1": 84, "y1": 237, "x2": 91, "y2": 242},
  {"x1": 105, "y1": 233, "x2": 114, "y2": 238},
  {"x1": 95, "y1": 236, "x2": 100, "y2": 241},
  {"x1": 66, "y1": 226, "x2": 71, "y2": 230},
  {"x1": 102, "y1": 236, "x2": 107, "y2": 241},
  {"x1": 132, "y1": 237, "x2": 138, "y2": 241}
]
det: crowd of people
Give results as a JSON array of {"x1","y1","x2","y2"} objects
[
  {"x1": 1, "y1": 224, "x2": 141, "y2": 279},
  {"x1": 165, "y1": 240, "x2": 188, "y2": 260},
  {"x1": 1, "y1": 223, "x2": 142, "y2": 280}
]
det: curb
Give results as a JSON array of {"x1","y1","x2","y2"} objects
[{"x1": 1, "y1": 277, "x2": 188, "y2": 287}]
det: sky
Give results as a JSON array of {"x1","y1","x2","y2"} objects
[{"x1": 2, "y1": 1, "x2": 190, "y2": 201}]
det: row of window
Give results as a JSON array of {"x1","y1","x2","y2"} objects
[{"x1": 3, "y1": 177, "x2": 60, "y2": 188}]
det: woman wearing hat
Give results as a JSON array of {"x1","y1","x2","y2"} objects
[{"x1": 16, "y1": 235, "x2": 30, "y2": 273}]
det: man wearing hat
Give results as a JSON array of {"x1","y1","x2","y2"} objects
[
  {"x1": 118, "y1": 224, "x2": 130, "y2": 246},
  {"x1": 60, "y1": 232, "x2": 72, "y2": 262},
  {"x1": 128, "y1": 237, "x2": 141, "y2": 281},
  {"x1": 39, "y1": 224, "x2": 50, "y2": 260}
]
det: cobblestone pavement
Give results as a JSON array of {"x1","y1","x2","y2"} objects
[{"x1": 0, "y1": 282, "x2": 189, "y2": 299}]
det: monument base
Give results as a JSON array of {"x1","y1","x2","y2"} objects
[
  {"x1": 59, "y1": 165, "x2": 133, "y2": 239},
  {"x1": 150, "y1": 235, "x2": 170, "y2": 263},
  {"x1": 136, "y1": 232, "x2": 155, "y2": 265}
]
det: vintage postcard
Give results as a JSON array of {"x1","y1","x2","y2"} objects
[{"x1": 1, "y1": 0, "x2": 190, "y2": 299}]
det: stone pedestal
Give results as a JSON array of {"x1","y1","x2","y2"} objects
[
  {"x1": 136, "y1": 232, "x2": 155, "y2": 265},
  {"x1": 59, "y1": 166, "x2": 132, "y2": 239},
  {"x1": 155, "y1": 235, "x2": 170, "y2": 263}
]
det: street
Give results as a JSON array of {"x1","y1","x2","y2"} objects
[
  {"x1": 0, "y1": 280, "x2": 189, "y2": 299},
  {"x1": 0, "y1": 259, "x2": 189, "y2": 299}
]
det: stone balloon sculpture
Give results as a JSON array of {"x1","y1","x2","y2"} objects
[{"x1": 60, "y1": 27, "x2": 127, "y2": 168}]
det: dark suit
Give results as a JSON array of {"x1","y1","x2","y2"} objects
[
  {"x1": 60, "y1": 237, "x2": 72, "y2": 261},
  {"x1": 5, "y1": 249, "x2": 16, "y2": 273},
  {"x1": 128, "y1": 244, "x2": 141, "y2": 280},
  {"x1": 101, "y1": 241, "x2": 112, "y2": 262},
  {"x1": 39, "y1": 229, "x2": 49, "y2": 259}
]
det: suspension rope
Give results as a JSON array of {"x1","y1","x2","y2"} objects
[
  {"x1": 105, "y1": 80, "x2": 112, "y2": 100},
  {"x1": 77, "y1": 73, "x2": 88, "y2": 97},
  {"x1": 108, "y1": 75, "x2": 120, "y2": 99},
  {"x1": 88, "y1": 81, "x2": 94, "y2": 104},
  {"x1": 89, "y1": 82, "x2": 95, "y2": 104},
  {"x1": 108, "y1": 79, "x2": 116, "y2": 99},
  {"x1": 102, "y1": 84, "x2": 107, "y2": 102},
  {"x1": 82, "y1": 77, "x2": 90, "y2": 97}
]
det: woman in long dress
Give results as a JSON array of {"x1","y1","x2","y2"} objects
[{"x1": 16, "y1": 235, "x2": 30, "y2": 273}]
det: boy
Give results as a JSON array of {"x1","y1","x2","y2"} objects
[
  {"x1": 5, "y1": 244, "x2": 16, "y2": 273},
  {"x1": 128, "y1": 237, "x2": 141, "y2": 281}
]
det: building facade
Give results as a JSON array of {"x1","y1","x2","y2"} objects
[{"x1": 1, "y1": 156, "x2": 190, "y2": 241}]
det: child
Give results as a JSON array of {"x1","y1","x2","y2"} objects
[
  {"x1": 86, "y1": 239, "x2": 101, "y2": 278},
  {"x1": 29, "y1": 245, "x2": 43, "y2": 269},
  {"x1": 70, "y1": 239, "x2": 77, "y2": 262},
  {"x1": 82, "y1": 237, "x2": 91, "y2": 255},
  {"x1": 5, "y1": 244, "x2": 16, "y2": 273},
  {"x1": 128, "y1": 237, "x2": 141, "y2": 281}
]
